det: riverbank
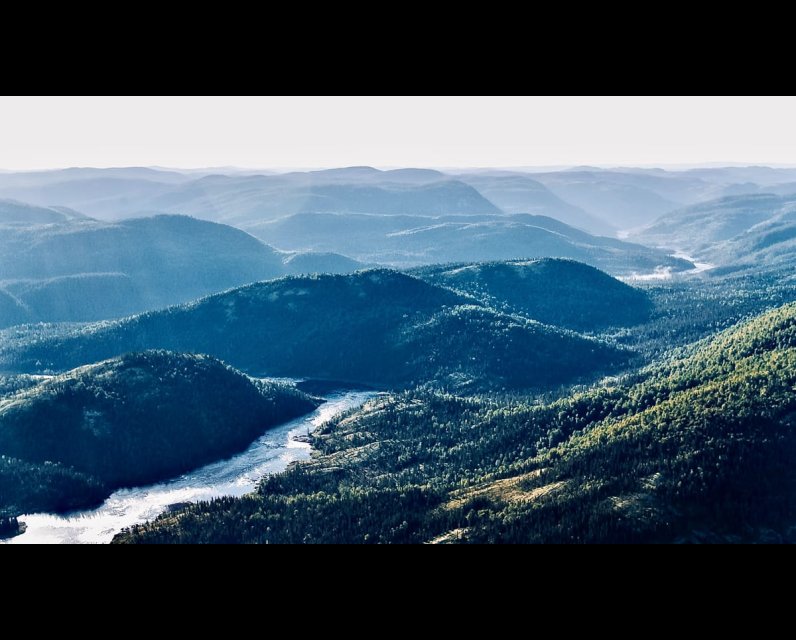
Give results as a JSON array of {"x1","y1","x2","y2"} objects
[{"x1": 2, "y1": 391, "x2": 376, "y2": 544}]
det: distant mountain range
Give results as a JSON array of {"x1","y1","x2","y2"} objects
[
  {"x1": 0, "y1": 168, "x2": 500, "y2": 223},
  {"x1": 456, "y1": 174, "x2": 611, "y2": 234},
  {"x1": 5, "y1": 165, "x2": 796, "y2": 235},
  {"x1": 632, "y1": 193, "x2": 796, "y2": 274},
  {"x1": 246, "y1": 212, "x2": 693, "y2": 275}
]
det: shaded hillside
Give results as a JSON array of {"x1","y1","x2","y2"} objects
[
  {"x1": 0, "y1": 215, "x2": 288, "y2": 324},
  {"x1": 247, "y1": 212, "x2": 692, "y2": 275},
  {"x1": 0, "y1": 351, "x2": 318, "y2": 516},
  {"x1": 116, "y1": 303, "x2": 796, "y2": 544},
  {"x1": 0, "y1": 213, "x2": 377, "y2": 326},
  {"x1": 632, "y1": 194, "x2": 795, "y2": 254},
  {"x1": 403, "y1": 305, "x2": 627, "y2": 391},
  {"x1": 0, "y1": 199, "x2": 86, "y2": 225},
  {"x1": 458, "y1": 174, "x2": 612, "y2": 234},
  {"x1": 0, "y1": 290, "x2": 32, "y2": 329},
  {"x1": 531, "y1": 170, "x2": 685, "y2": 228},
  {"x1": 0, "y1": 215, "x2": 283, "y2": 287},
  {"x1": 3, "y1": 274, "x2": 145, "y2": 323},
  {"x1": 415, "y1": 259, "x2": 652, "y2": 331},
  {"x1": 698, "y1": 209, "x2": 796, "y2": 275},
  {"x1": 0, "y1": 270, "x2": 630, "y2": 391}
]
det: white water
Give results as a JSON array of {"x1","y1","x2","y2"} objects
[{"x1": 2, "y1": 390, "x2": 376, "y2": 545}]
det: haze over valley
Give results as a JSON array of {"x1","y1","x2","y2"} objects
[{"x1": 2, "y1": 96, "x2": 796, "y2": 544}]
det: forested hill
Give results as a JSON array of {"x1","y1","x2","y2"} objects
[
  {"x1": 116, "y1": 303, "x2": 796, "y2": 544},
  {"x1": 0, "y1": 199, "x2": 86, "y2": 225},
  {"x1": 246, "y1": 212, "x2": 693, "y2": 275},
  {"x1": 413, "y1": 259, "x2": 652, "y2": 331},
  {"x1": 0, "y1": 214, "x2": 364, "y2": 327},
  {"x1": 0, "y1": 269, "x2": 630, "y2": 392},
  {"x1": 0, "y1": 215, "x2": 285, "y2": 321},
  {"x1": 0, "y1": 351, "x2": 318, "y2": 517}
]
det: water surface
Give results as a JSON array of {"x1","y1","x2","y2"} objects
[{"x1": 3, "y1": 391, "x2": 375, "y2": 544}]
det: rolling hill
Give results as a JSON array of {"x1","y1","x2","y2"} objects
[
  {"x1": 0, "y1": 168, "x2": 501, "y2": 223},
  {"x1": 0, "y1": 199, "x2": 86, "y2": 225},
  {"x1": 0, "y1": 270, "x2": 630, "y2": 391},
  {"x1": 458, "y1": 174, "x2": 613, "y2": 234},
  {"x1": 116, "y1": 302, "x2": 796, "y2": 544},
  {"x1": 246, "y1": 212, "x2": 693, "y2": 275},
  {"x1": 632, "y1": 194, "x2": 796, "y2": 254},
  {"x1": 6, "y1": 165, "x2": 796, "y2": 235},
  {"x1": 414, "y1": 259, "x2": 652, "y2": 331},
  {"x1": 631, "y1": 194, "x2": 796, "y2": 276},
  {"x1": 0, "y1": 214, "x2": 365, "y2": 327},
  {"x1": 700, "y1": 211, "x2": 796, "y2": 275},
  {"x1": 531, "y1": 170, "x2": 685, "y2": 229},
  {"x1": 0, "y1": 351, "x2": 319, "y2": 517}
]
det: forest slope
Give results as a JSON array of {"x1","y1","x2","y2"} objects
[
  {"x1": 116, "y1": 303, "x2": 796, "y2": 543},
  {"x1": 0, "y1": 270, "x2": 630, "y2": 392},
  {"x1": 414, "y1": 259, "x2": 652, "y2": 331},
  {"x1": 0, "y1": 351, "x2": 318, "y2": 517}
]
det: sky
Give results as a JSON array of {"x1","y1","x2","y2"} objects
[{"x1": 0, "y1": 96, "x2": 795, "y2": 171}]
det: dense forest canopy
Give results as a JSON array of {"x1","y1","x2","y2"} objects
[
  {"x1": 3, "y1": 162, "x2": 796, "y2": 544},
  {"x1": 116, "y1": 303, "x2": 796, "y2": 543},
  {"x1": 0, "y1": 351, "x2": 318, "y2": 517}
]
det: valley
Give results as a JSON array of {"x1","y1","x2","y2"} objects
[{"x1": 3, "y1": 159, "x2": 796, "y2": 544}]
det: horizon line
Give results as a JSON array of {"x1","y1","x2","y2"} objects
[{"x1": 3, "y1": 161, "x2": 796, "y2": 174}]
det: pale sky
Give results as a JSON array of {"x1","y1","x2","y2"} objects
[{"x1": 0, "y1": 96, "x2": 794, "y2": 171}]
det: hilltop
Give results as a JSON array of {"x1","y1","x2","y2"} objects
[
  {"x1": 0, "y1": 351, "x2": 318, "y2": 517},
  {"x1": 0, "y1": 269, "x2": 630, "y2": 392},
  {"x1": 414, "y1": 259, "x2": 652, "y2": 331}
]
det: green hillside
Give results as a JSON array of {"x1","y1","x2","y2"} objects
[
  {"x1": 415, "y1": 259, "x2": 652, "y2": 331},
  {"x1": 115, "y1": 303, "x2": 796, "y2": 544},
  {"x1": 0, "y1": 270, "x2": 630, "y2": 392},
  {"x1": 0, "y1": 351, "x2": 318, "y2": 516}
]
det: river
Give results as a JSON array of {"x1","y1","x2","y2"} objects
[
  {"x1": 623, "y1": 251, "x2": 716, "y2": 282},
  {"x1": 2, "y1": 390, "x2": 376, "y2": 545}
]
